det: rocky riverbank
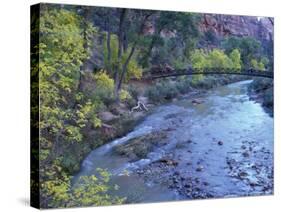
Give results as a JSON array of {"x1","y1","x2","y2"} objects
[{"x1": 248, "y1": 78, "x2": 273, "y2": 116}]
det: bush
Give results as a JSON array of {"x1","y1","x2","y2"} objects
[
  {"x1": 119, "y1": 89, "x2": 132, "y2": 102},
  {"x1": 250, "y1": 59, "x2": 266, "y2": 71},
  {"x1": 146, "y1": 86, "x2": 161, "y2": 102},
  {"x1": 92, "y1": 71, "x2": 115, "y2": 106},
  {"x1": 190, "y1": 48, "x2": 242, "y2": 71},
  {"x1": 175, "y1": 77, "x2": 192, "y2": 94},
  {"x1": 146, "y1": 81, "x2": 179, "y2": 102}
]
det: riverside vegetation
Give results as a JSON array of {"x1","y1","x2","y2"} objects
[{"x1": 31, "y1": 4, "x2": 273, "y2": 208}]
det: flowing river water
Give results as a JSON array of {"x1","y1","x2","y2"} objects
[{"x1": 74, "y1": 80, "x2": 273, "y2": 203}]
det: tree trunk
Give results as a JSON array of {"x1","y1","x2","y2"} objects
[
  {"x1": 77, "y1": 7, "x2": 91, "y2": 93},
  {"x1": 117, "y1": 44, "x2": 136, "y2": 91},
  {"x1": 117, "y1": 13, "x2": 153, "y2": 93},
  {"x1": 106, "y1": 28, "x2": 111, "y2": 73},
  {"x1": 114, "y1": 9, "x2": 127, "y2": 100}
]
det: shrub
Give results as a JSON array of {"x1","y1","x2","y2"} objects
[
  {"x1": 146, "y1": 81, "x2": 178, "y2": 102},
  {"x1": 92, "y1": 71, "x2": 115, "y2": 105},
  {"x1": 250, "y1": 59, "x2": 265, "y2": 71},
  {"x1": 119, "y1": 89, "x2": 132, "y2": 102},
  {"x1": 229, "y1": 49, "x2": 242, "y2": 70},
  {"x1": 175, "y1": 77, "x2": 191, "y2": 94}
]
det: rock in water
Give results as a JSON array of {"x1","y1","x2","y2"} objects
[
  {"x1": 242, "y1": 151, "x2": 250, "y2": 157},
  {"x1": 196, "y1": 165, "x2": 204, "y2": 172}
]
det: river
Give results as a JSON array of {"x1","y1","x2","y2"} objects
[{"x1": 74, "y1": 80, "x2": 273, "y2": 203}]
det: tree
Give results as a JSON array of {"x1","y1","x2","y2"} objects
[
  {"x1": 222, "y1": 36, "x2": 261, "y2": 68},
  {"x1": 41, "y1": 168, "x2": 124, "y2": 208},
  {"x1": 190, "y1": 49, "x2": 208, "y2": 70},
  {"x1": 102, "y1": 9, "x2": 153, "y2": 100},
  {"x1": 37, "y1": 7, "x2": 123, "y2": 208},
  {"x1": 229, "y1": 49, "x2": 242, "y2": 70},
  {"x1": 141, "y1": 12, "x2": 200, "y2": 67},
  {"x1": 250, "y1": 59, "x2": 266, "y2": 71},
  {"x1": 206, "y1": 49, "x2": 233, "y2": 69},
  {"x1": 190, "y1": 48, "x2": 242, "y2": 70}
]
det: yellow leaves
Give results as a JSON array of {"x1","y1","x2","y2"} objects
[
  {"x1": 92, "y1": 116, "x2": 102, "y2": 128},
  {"x1": 119, "y1": 89, "x2": 132, "y2": 102},
  {"x1": 93, "y1": 70, "x2": 114, "y2": 91},
  {"x1": 190, "y1": 48, "x2": 243, "y2": 71},
  {"x1": 126, "y1": 60, "x2": 143, "y2": 81},
  {"x1": 75, "y1": 100, "x2": 102, "y2": 129},
  {"x1": 41, "y1": 167, "x2": 125, "y2": 208},
  {"x1": 65, "y1": 125, "x2": 83, "y2": 142},
  {"x1": 42, "y1": 178, "x2": 71, "y2": 204},
  {"x1": 251, "y1": 59, "x2": 266, "y2": 71}
]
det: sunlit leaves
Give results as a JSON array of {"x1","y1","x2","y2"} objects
[
  {"x1": 119, "y1": 89, "x2": 132, "y2": 102},
  {"x1": 251, "y1": 59, "x2": 266, "y2": 71},
  {"x1": 190, "y1": 48, "x2": 242, "y2": 71},
  {"x1": 42, "y1": 168, "x2": 125, "y2": 208}
]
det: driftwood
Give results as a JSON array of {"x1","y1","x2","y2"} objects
[{"x1": 130, "y1": 101, "x2": 148, "y2": 113}]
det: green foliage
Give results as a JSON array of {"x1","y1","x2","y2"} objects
[
  {"x1": 222, "y1": 36, "x2": 262, "y2": 67},
  {"x1": 37, "y1": 7, "x2": 124, "y2": 208},
  {"x1": 190, "y1": 48, "x2": 242, "y2": 71},
  {"x1": 41, "y1": 168, "x2": 125, "y2": 208},
  {"x1": 75, "y1": 100, "x2": 102, "y2": 129},
  {"x1": 103, "y1": 34, "x2": 119, "y2": 72},
  {"x1": 145, "y1": 75, "x2": 239, "y2": 103},
  {"x1": 119, "y1": 89, "x2": 132, "y2": 102},
  {"x1": 146, "y1": 81, "x2": 178, "y2": 102},
  {"x1": 250, "y1": 59, "x2": 266, "y2": 71},
  {"x1": 206, "y1": 49, "x2": 233, "y2": 69},
  {"x1": 94, "y1": 71, "x2": 114, "y2": 96},
  {"x1": 103, "y1": 35, "x2": 143, "y2": 80},
  {"x1": 143, "y1": 12, "x2": 199, "y2": 67},
  {"x1": 172, "y1": 57, "x2": 188, "y2": 70},
  {"x1": 229, "y1": 49, "x2": 242, "y2": 70},
  {"x1": 92, "y1": 71, "x2": 115, "y2": 106},
  {"x1": 71, "y1": 169, "x2": 125, "y2": 207},
  {"x1": 189, "y1": 48, "x2": 242, "y2": 82},
  {"x1": 190, "y1": 49, "x2": 208, "y2": 70},
  {"x1": 39, "y1": 8, "x2": 97, "y2": 136},
  {"x1": 94, "y1": 71, "x2": 115, "y2": 90},
  {"x1": 125, "y1": 59, "x2": 143, "y2": 81}
]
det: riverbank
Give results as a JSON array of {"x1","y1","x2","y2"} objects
[{"x1": 247, "y1": 78, "x2": 273, "y2": 116}]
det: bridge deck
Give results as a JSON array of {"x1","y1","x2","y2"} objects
[{"x1": 141, "y1": 69, "x2": 273, "y2": 80}]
